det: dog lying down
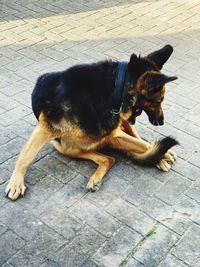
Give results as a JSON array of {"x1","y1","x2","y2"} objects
[{"x1": 6, "y1": 44, "x2": 178, "y2": 200}]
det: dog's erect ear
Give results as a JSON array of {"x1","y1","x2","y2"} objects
[
  {"x1": 141, "y1": 73, "x2": 177, "y2": 98},
  {"x1": 128, "y1": 53, "x2": 144, "y2": 78},
  {"x1": 147, "y1": 73, "x2": 177, "y2": 90},
  {"x1": 147, "y1": 45, "x2": 173, "y2": 69}
]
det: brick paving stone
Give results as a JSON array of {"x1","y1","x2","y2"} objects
[
  {"x1": 53, "y1": 226, "x2": 105, "y2": 267},
  {"x1": 80, "y1": 259, "x2": 99, "y2": 267},
  {"x1": 0, "y1": 137, "x2": 25, "y2": 164},
  {"x1": 140, "y1": 197, "x2": 173, "y2": 221},
  {"x1": 134, "y1": 224, "x2": 179, "y2": 266},
  {"x1": 9, "y1": 228, "x2": 66, "y2": 267},
  {"x1": 173, "y1": 195, "x2": 200, "y2": 217},
  {"x1": 70, "y1": 198, "x2": 121, "y2": 237},
  {"x1": 155, "y1": 174, "x2": 191, "y2": 205},
  {"x1": 0, "y1": 222, "x2": 7, "y2": 235},
  {"x1": 0, "y1": 125, "x2": 16, "y2": 146},
  {"x1": 33, "y1": 198, "x2": 83, "y2": 240},
  {"x1": 0, "y1": 202, "x2": 49, "y2": 241},
  {"x1": 186, "y1": 178, "x2": 200, "y2": 203},
  {"x1": 0, "y1": 106, "x2": 32, "y2": 127},
  {"x1": 0, "y1": 230, "x2": 26, "y2": 266},
  {"x1": 159, "y1": 254, "x2": 188, "y2": 267},
  {"x1": 92, "y1": 226, "x2": 141, "y2": 267},
  {"x1": 1, "y1": 0, "x2": 200, "y2": 266},
  {"x1": 106, "y1": 198, "x2": 155, "y2": 235},
  {"x1": 171, "y1": 224, "x2": 200, "y2": 266},
  {"x1": 125, "y1": 257, "x2": 144, "y2": 267},
  {"x1": 17, "y1": 174, "x2": 63, "y2": 210},
  {"x1": 35, "y1": 154, "x2": 77, "y2": 184},
  {"x1": 121, "y1": 175, "x2": 162, "y2": 207},
  {"x1": 172, "y1": 157, "x2": 200, "y2": 181},
  {"x1": 45, "y1": 174, "x2": 88, "y2": 208}
]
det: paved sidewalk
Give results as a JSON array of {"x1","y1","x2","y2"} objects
[{"x1": 0, "y1": 0, "x2": 200, "y2": 266}]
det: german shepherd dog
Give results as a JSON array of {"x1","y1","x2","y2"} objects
[{"x1": 6, "y1": 44, "x2": 178, "y2": 200}]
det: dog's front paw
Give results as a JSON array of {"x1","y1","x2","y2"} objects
[
  {"x1": 5, "y1": 176, "x2": 26, "y2": 200},
  {"x1": 156, "y1": 159, "x2": 171, "y2": 172},
  {"x1": 86, "y1": 180, "x2": 101, "y2": 192}
]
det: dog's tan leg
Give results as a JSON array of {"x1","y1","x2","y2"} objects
[
  {"x1": 73, "y1": 152, "x2": 115, "y2": 192},
  {"x1": 52, "y1": 142, "x2": 115, "y2": 192},
  {"x1": 108, "y1": 128, "x2": 150, "y2": 153},
  {"x1": 121, "y1": 121, "x2": 143, "y2": 140},
  {"x1": 121, "y1": 121, "x2": 176, "y2": 170},
  {"x1": 5, "y1": 120, "x2": 56, "y2": 200}
]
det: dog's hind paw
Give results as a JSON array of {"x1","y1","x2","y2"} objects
[
  {"x1": 5, "y1": 177, "x2": 26, "y2": 201},
  {"x1": 163, "y1": 149, "x2": 177, "y2": 164},
  {"x1": 156, "y1": 159, "x2": 171, "y2": 172}
]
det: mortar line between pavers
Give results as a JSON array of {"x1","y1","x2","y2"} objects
[{"x1": 119, "y1": 221, "x2": 159, "y2": 267}]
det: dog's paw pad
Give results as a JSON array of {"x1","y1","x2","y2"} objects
[{"x1": 86, "y1": 183, "x2": 101, "y2": 192}]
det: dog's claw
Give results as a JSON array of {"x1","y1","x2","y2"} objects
[
  {"x1": 5, "y1": 180, "x2": 26, "y2": 201},
  {"x1": 86, "y1": 183, "x2": 101, "y2": 192},
  {"x1": 156, "y1": 159, "x2": 171, "y2": 172}
]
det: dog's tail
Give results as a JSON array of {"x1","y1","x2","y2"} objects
[{"x1": 127, "y1": 136, "x2": 178, "y2": 165}]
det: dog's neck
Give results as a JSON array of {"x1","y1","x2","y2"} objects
[{"x1": 112, "y1": 62, "x2": 136, "y2": 115}]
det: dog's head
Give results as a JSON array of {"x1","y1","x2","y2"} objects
[{"x1": 128, "y1": 45, "x2": 177, "y2": 125}]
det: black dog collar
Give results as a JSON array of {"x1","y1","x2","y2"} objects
[{"x1": 112, "y1": 62, "x2": 136, "y2": 115}]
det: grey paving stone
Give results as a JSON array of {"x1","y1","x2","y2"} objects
[
  {"x1": 1, "y1": 0, "x2": 200, "y2": 266},
  {"x1": 40, "y1": 259, "x2": 62, "y2": 267},
  {"x1": 80, "y1": 259, "x2": 100, "y2": 267},
  {"x1": 173, "y1": 195, "x2": 200, "y2": 222},
  {"x1": 106, "y1": 198, "x2": 155, "y2": 235},
  {"x1": 134, "y1": 225, "x2": 178, "y2": 267},
  {"x1": 0, "y1": 92, "x2": 18, "y2": 111},
  {"x1": 171, "y1": 224, "x2": 200, "y2": 266},
  {"x1": 93, "y1": 226, "x2": 141, "y2": 267},
  {"x1": 188, "y1": 152, "x2": 200, "y2": 169},
  {"x1": 67, "y1": 157, "x2": 98, "y2": 179},
  {"x1": 126, "y1": 258, "x2": 144, "y2": 267},
  {"x1": 0, "y1": 230, "x2": 26, "y2": 265},
  {"x1": 99, "y1": 172, "x2": 131, "y2": 196},
  {"x1": 0, "y1": 105, "x2": 31, "y2": 127},
  {"x1": 0, "y1": 137, "x2": 25, "y2": 164},
  {"x1": 6, "y1": 119, "x2": 35, "y2": 140},
  {"x1": 34, "y1": 200, "x2": 83, "y2": 240},
  {"x1": 0, "y1": 202, "x2": 47, "y2": 241},
  {"x1": 85, "y1": 189, "x2": 116, "y2": 208},
  {"x1": 109, "y1": 162, "x2": 143, "y2": 183},
  {"x1": 53, "y1": 226, "x2": 105, "y2": 267},
  {"x1": 9, "y1": 228, "x2": 66, "y2": 267},
  {"x1": 173, "y1": 118, "x2": 200, "y2": 140},
  {"x1": 35, "y1": 154, "x2": 77, "y2": 184},
  {"x1": 0, "y1": 168, "x2": 12, "y2": 184},
  {"x1": 121, "y1": 175, "x2": 162, "y2": 207},
  {"x1": 0, "y1": 222, "x2": 7, "y2": 235},
  {"x1": 172, "y1": 157, "x2": 200, "y2": 181},
  {"x1": 70, "y1": 198, "x2": 121, "y2": 237},
  {"x1": 17, "y1": 175, "x2": 63, "y2": 210},
  {"x1": 47, "y1": 174, "x2": 88, "y2": 208},
  {"x1": 185, "y1": 104, "x2": 200, "y2": 125},
  {"x1": 186, "y1": 178, "x2": 200, "y2": 203},
  {"x1": 159, "y1": 254, "x2": 187, "y2": 267},
  {"x1": 24, "y1": 166, "x2": 47, "y2": 185},
  {"x1": 161, "y1": 211, "x2": 191, "y2": 236},
  {"x1": 140, "y1": 197, "x2": 173, "y2": 221},
  {"x1": 155, "y1": 175, "x2": 191, "y2": 205}
]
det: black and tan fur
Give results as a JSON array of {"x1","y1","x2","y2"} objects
[{"x1": 5, "y1": 45, "x2": 178, "y2": 200}]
